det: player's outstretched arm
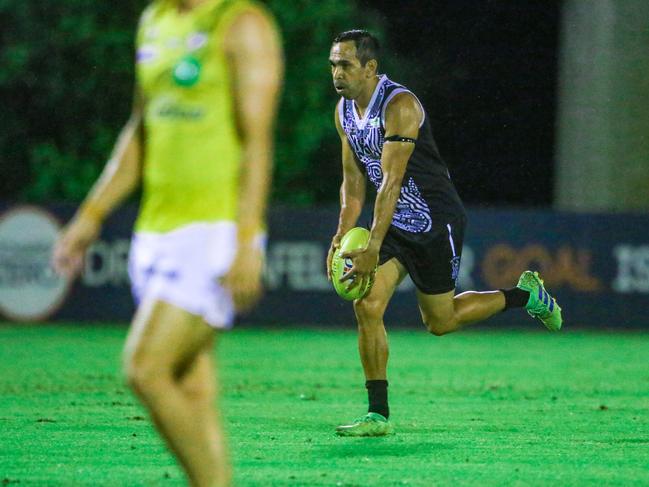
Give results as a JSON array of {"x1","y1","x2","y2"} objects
[
  {"x1": 327, "y1": 102, "x2": 367, "y2": 280},
  {"x1": 221, "y1": 8, "x2": 283, "y2": 312},
  {"x1": 52, "y1": 90, "x2": 144, "y2": 279},
  {"x1": 341, "y1": 93, "x2": 421, "y2": 280}
]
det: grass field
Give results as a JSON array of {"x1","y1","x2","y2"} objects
[{"x1": 1, "y1": 324, "x2": 648, "y2": 486}]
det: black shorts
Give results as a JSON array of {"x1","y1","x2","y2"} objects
[{"x1": 378, "y1": 216, "x2": 466, "y2": 295}]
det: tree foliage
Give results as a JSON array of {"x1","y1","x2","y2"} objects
[{"x1": 1, "y1": 0, "x2": 393, "y2": 205}]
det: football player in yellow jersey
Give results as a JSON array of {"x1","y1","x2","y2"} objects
[{"x1": 52, "y1": 0, "x2": 283, "y2": 485}]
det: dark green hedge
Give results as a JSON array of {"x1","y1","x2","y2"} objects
[{"x1": 1, "y1": 0, "x2": 395, "y2": 205}]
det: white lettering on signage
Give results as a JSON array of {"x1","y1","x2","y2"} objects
[
  {"x1": 78, "y1": 239, "x2": 477, "y2": 295},
  {"x1": 83, "y1": 239, "x2": 131, "y2": 287},
  {"x1": 265, "y1": 242, "x2": 330, "y2": 291},
  {"x1": 613, "y1": 245, "x2": 649, "y2": 293}
]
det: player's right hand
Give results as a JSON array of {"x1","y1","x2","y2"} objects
[
  {"x1": 326, "y1": 234, "x2": 343, "y2": 281},
  {"x1": 52, "y1": 216, "x2": 101, "y2": 279}
]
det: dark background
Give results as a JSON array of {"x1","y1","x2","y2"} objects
[
  {"x1": 1, "y1": 0, "x2": 561, "y2": 207},
  {"x1": 365, "y1": 0, "x2": 560, "y2": 206}
]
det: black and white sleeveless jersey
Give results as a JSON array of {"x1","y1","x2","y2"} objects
[{"x1": 339, "y1": 75, "x2": 465, "y2": 234}]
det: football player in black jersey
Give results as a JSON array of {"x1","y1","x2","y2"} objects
[{"x1": 326, "y1": 30, "x2": 563, "y2": 437}]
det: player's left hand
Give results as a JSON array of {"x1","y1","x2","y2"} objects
[
  {"x1": 221, "y1": 245, "x2": 264, "y2": 313},
  {"x1": 340, "y1": 246, "x2": 378, "y2": 291}
]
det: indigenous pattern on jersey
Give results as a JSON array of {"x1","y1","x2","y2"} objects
[
  {"x1": 135, "y1": 0, "x2": 274, "y2": 233},
  {"x1": 339, "y1": 75, "x2": 465, "y2": 234}
]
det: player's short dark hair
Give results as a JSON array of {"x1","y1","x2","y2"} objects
[{"x1": 332, "y1": 30, "x2": 380, "y2": 66}]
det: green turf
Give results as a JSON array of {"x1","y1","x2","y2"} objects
[{"x1": 0, "y1": 325, "x2": 648, "y2": 486}]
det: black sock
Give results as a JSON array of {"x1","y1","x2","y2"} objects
[
  {"x1": 366, "y1": 380, "x2": 389, "y2": 419},
  {"x1": 500, "y1": 287, "x2": 529, "y2": 310}
]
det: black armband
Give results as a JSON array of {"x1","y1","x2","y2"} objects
[{"x1": 384, "y1": 135, "x2": 417, "y2": 144}]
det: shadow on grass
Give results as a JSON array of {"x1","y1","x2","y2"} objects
[{"x1": 316, "y1": 439, "x2": 450, "y2": 458}]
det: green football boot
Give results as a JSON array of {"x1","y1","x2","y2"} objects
[
  {"x1": 335, "y1": 412, "x2": 394, "y2": 437},
  {"x1": 517, "y1": 270, "x2": 563, "y2": 331}
]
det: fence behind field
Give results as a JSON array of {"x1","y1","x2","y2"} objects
[{"x1": 1, "y1": 203, "x2": 648, "y2": 327}]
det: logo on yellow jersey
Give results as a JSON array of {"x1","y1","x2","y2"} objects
[{"x1": 173, "y1": 55, "x2": 201, "y2": 87}]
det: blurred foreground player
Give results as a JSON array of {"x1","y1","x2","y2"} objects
[
  {"x1": 326, "y1": 30, "x2": 562, "y2": 437},
  {"x1": 53, "y1": 1, "x2": 283, "y2": 485}
]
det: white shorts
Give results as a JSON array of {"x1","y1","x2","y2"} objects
[{"x1": 128, "y1": 221, "x2": 244, "y2": 329}]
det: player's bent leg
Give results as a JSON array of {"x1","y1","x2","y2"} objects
[
  {"x1": 123, "y1": 298, "x2": 229, "y2": 487},
  {"x1": 418, "y1": 271, "x2": 563, "y2": 335},
  {"x1": 417, "y1": 289, "x2": 505, "y2": 336}
]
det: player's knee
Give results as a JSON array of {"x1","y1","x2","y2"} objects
[
  {"x1": 124, "y1": 353, "x2": 167, "y2": 396},
  {"x1": 353, "y1": 297, "x2": 385, "y2": 325},
  {"x1": 425, "y1": 321, "x2": 449, "y2": 336},
  {"x1": 181, "y1": 377, "x2": 213, "y2": 403},
  {"x1": 124, "y1": 360, "x2": 149, "y2": 394},
  {"x1": 423, "y1": 316, "x2": 456, "y2": 336}
]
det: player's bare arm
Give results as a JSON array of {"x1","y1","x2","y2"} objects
[
  {"x1": 221, "y1": 9, "x2": 283, "y2": 312},
  {"x1": 52, "y1": 89, "x2": 143, "y2": 278},
  {"x1": 340, "y1": 92, "x2": 421, "y2": 282},
  {"x1": 327, "y1": 101, "x2": 367, "y2": 280}
]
